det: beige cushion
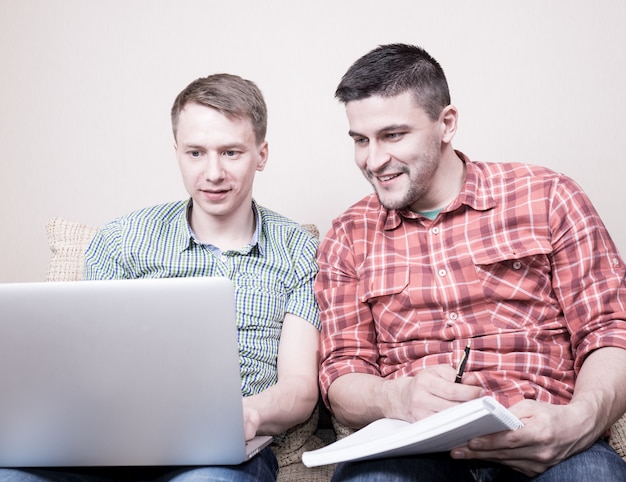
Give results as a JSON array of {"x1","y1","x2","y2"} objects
[
  {"x1": 45, "y1": 218, "x2": 100, "y2": 282},
  {"x1": 610, "y1": 412, "x2": 626, "y2": 460},
  {"x1": 273, "y1": 405, "x2": 323, "y2": 469}
]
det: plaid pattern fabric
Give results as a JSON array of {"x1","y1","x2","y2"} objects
[
  {"x1": 317, "y1": 154, "x2": 626, "y2": 408},
  {"x1": 84, "y1": 199, "x2": 320, "y2": 396}
]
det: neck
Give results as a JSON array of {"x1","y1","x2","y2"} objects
[{"x1": 189, "y1": 203, "x2": 256, "y2": 251}]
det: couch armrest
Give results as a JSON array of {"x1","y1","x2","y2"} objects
[
  {"x1": 610, "y1": 412, "x2": 626, "y2": 461},
  {"x1": 45, "y1": 218, "x2": 100, "y2": 281}
]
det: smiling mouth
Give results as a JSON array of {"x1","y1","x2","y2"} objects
[
  {"x1": 201, "y1": 187, "x2": 230, "y2": 194},
  {"x1": 377, "y1": 173, "x2": 402, "y2": 182},
  {"x1": 200, "y1": 188, "x2": 230, "y2": 201}
]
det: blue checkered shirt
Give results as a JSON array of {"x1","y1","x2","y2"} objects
[{"x1": 84, "y1": 199, "x2": 320, "y2": 396}]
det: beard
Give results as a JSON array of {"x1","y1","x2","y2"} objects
[
  {"x1": 364, "y1": 148, "x2": 440, "y2": 212},
  {"x1": 376, "y1": 180, "x2": 424, "y2": 211}
]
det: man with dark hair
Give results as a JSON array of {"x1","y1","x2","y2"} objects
[{"x1": 317, "y1": 43, "x2": 626, "y2": 481}]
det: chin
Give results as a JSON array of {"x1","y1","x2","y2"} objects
[{"x1": 376, "y1": 193, "x2": 409, "y2": 211}]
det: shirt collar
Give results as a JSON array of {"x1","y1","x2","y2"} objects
[
  {"x1": 451, "y1": 151, "x2": 496, "y2": 212},
  {"x1": 174, "y1": 199, "x2": 194, "y2": 253},
  {"x1": 179, "y1": 199, "x2": 263, "y2": 256},
  {"x1": 249, "y1": 200, "x2": 264, "y2": 255}
]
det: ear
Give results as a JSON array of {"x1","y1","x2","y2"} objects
[
  {"x1": 256, "y1": 141, "x2": 269, "y2": 172},
  {"x1": 439, "y1": 105, "x2": 458, "y2": 144}
]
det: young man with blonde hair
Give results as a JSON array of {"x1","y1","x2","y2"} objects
[{"x1": 0, "y1": 74, "x2": 320, "y2": 482}]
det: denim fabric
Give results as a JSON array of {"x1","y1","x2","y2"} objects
[
  {"x1": 0, "y1": 447, "x2": 278, "y2": 482},
  {"x1": 330, "y1": 440, "x2": 626, "y2": 482}
]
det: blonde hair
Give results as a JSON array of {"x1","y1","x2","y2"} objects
[{"x1": 171, "y1": 73, "x2": 267, "y2": 144}]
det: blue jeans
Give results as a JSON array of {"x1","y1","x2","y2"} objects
[
  {"x1": 331, "y1": 440, "x2": 626, "y2": 482},
  {"x1": 0, "y1": 447, "x2": 278, "y2": 482}
]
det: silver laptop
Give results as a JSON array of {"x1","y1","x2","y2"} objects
[{"x1": 0, "y1": 276, "x2": 272, "y2": 467}]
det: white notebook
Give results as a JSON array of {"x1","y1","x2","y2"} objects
[{"x1": 302, "y1": 396, "x2": 522, "y2": 467}]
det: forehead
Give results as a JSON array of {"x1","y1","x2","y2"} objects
[
  {"x1": 176, "y1": 102, "x2": 256, "y2": 144},
  {"x1": 345, "y1": 92, "x2": 430, "y2": 134}
]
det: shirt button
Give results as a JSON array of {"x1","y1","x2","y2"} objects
[
  {"x1": 431, "y1": 227, "x2": 440, "y2": 235},
  {"x1": 438, "y1": 269, "x2": 447, "y2": 277},
  {"x1": 448, "y1": 312, "x2": 458, "y2": 321},
  {"x1": 512, "y1": 261, "x2": 522, "y2": 270},
  {"x1": 613, "y1": 257, "x2": 620, "y2": 267}
]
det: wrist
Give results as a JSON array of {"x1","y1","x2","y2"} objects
[{"x1": 380, "y1": 377, "x2": 411, "y2": 420}]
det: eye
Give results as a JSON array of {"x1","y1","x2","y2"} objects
[
  {"x1": 223, "y1": 150, "x2": 241, "y2": 159},
  {"x1": 189, "y1": 150, "x2": 201, "y2": 158},
  {"x1": 385, "y1": 132, "x2": 404, "y2": 140},
  {"x1": 353, "y1": 137, "x2": 368, "y2": 146}
]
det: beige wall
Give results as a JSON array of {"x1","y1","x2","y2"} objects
[{"x1": 2, "y1": 0, "x2": 625, "y2": 282}]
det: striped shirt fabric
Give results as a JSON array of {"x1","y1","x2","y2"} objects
[
  {"x1": 84, "y1": 199, "x2": 320, "y2": 396},
  {"x1": 316, "y1": 153, "x2": 626, "y2": 408}
]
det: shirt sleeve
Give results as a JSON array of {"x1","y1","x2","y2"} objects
[
  {"x1": 549, "y1": 174, "x2": 626, "y2": 371},
  {"x1": 284, "y1": 229, "x2": 321, "y2": 330},
  {"x1": 315, "y1": 216, "x2": 381, "y2": 408},
  {"x1": 83, "y1": 219, "x2": 129, "y2": 280}
]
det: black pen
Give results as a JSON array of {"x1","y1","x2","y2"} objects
[{"x1": 455, "y1": 340, "x2": 471, "y2": 383}]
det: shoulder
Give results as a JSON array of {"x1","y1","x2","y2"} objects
[
  {"x1": 102, "y1": 200, "x2": 187, "y2": 233},
  {"x1": 465, "y1": 160, "x2": 594, "y2": 226},
  {"x1": 326, "y1": 193, "x2": 384, "y2": 237},
  {"x1": 468, "y1": 159, "x2": 579, "y2": 199},
  {"x1": 117, "y1": 200, "x2": 187, "y2": 226},
  {"x1": 472, "y1": 159, "x2": 563, "y2": 182},
  {"x1": 256, "y1": 203, "x2": 319, "y2": 250},
  {"x1": 94, "y1": 201, "x2": 188, "y2": 247}
]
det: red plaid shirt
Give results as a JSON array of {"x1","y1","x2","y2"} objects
[{"x1": 316, "y1": 154, "x2": 626, "y2": 408}]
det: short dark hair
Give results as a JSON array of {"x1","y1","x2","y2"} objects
[
  {"x1": 171, "y1": 73, "x2": 267, "y2": 144},
  {"x1": 335, "y1": 43, "x2": 451, "y2": 120}
]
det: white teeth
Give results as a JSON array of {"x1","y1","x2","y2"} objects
[{"x1": 379, "y1": 174, "x2": 398, "y2": 182}]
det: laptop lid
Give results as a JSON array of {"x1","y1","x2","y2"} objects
[{"x1": 0, "y1": 276, "x2": 272, "y2": 467}]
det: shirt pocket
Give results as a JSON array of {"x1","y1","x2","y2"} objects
[
  {"x1": 357, "y1": 263, "x2": 410, "y2": 302},
  {"x1": 470, "y1": 242, "x2": 554, "y2": 328}
]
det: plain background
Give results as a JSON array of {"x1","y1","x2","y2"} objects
[{"x1": 2, "y1": 0, "x2": 625, "y2": 282}]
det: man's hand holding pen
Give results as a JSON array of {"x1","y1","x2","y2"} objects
[
  {"x1": 377, "y1": 341, "x2": 481, "y2": 424},
  {"x1": 455, "y1": 340, "x2": 471, "y2": 384}
]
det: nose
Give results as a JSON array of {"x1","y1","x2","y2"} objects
[
  {"x1": 363, "y1": 141, "x2": 391, "y2": 173},
  {"x1": 203, "y1": 154, "x2": 225, "y2": 182}
]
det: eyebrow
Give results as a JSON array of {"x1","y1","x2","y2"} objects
[
  {"x1": 180, "y1": 141, "x2": 248, "y2": 151},
  {"x1": 348, "y1": 124, "x2": 411, "y2": 138},
  {"x1": 181, "y1": 143, "x2": 205, "y2": 150}
]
